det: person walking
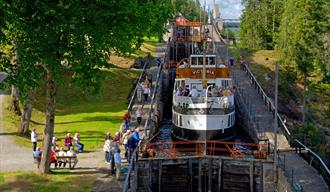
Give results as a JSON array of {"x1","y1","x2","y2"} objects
[
  {"x1": 31, "y1": 128, "x2": 38, "y2": 151},
  {"x1": 127, "y1": 131, "x2": 136, "y2": 163},
  {"x1": 136, "y1": 107, "x2": 143, "y2": 125},
  {"x1": 143, "y1": 82, "x2": 150, "y2": 102}
]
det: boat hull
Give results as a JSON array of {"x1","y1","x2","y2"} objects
[{"x1": 172, "y1": 125, "x2": 235, "y2": 141}]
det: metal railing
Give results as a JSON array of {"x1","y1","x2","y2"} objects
[
  {"x1": 123, "y1": 42, "x2": 169, "y2": 192},
  {"x1": 240, "y1": 64, "x2": 291, "y2": 142},
  {"x1": 240, "y1": 63, "x2": 330, "y2": 188},
  {"x1": 127, "y1": 55, "x2": 150, "y2": 112},
  {"x1": 295, "y1": 139, "x2": 330, "y2": 187},
  {"x1": 147, "y1": 140, "x2": 270, "y2": 160}
]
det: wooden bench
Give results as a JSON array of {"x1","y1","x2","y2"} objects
[{"x1": 49, "y1": 156, "x2": 78, "y2": 169}]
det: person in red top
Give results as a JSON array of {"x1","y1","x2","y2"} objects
[
  {"x1": 49, "y1": 146, "x2": 58, "y2": 168},
  {"x1": 64, "y1": 133, "x2": 73, "y2": 151}
]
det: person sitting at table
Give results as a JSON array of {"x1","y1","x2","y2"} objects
[
  {"x1": 73, "y1": 133, "x2": 84, "y2": 153},
  {"x1": 33, "y1": 147, "x2": 42, "y2": 168},
  {"x1": 57, "y1": 147, "x2": 67, "y2": 168},
  {"x1": 67, "y1": 146, "x2": 78, "y2": 169},
  {"x1": 49, "y1": 146, "x2": 58, "y2": 168},
  {"x1": 64, "y1": 133, "x2": 73, "y2": 151}
]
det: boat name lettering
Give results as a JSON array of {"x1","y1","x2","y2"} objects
[{"x1": 191, "y1": 69, "x2": 215, "y2": 75}]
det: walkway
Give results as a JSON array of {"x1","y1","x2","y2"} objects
[
  {"x1": 230, "y1": 65, "x2": 328, "y2": 191},
  {"x1": 230, "y1": 65, "x2": 290, "y2": 150},
  {"x1": 92, "y1": 42, "x2": 167, "y2": 192},
  {"x1": 0, "y1": 92, "x2": 34, "y2": 172},
  {"x1": 0, "y1": 93, "x2": 110, "y2": 179},
  {"x1": 280, "y1": 151, "x2": 329, "y2": 192}
]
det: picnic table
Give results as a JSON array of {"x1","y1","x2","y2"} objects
[{"x1": 34, "y1": 155, "x2": 78, "y2": 169}]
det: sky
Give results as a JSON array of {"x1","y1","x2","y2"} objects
[{"x1": 201, "y1": 0, "x2": 244, "y2": 19}]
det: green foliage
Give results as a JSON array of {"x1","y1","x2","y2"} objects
[
  {"x1": 277, "y1": 0, "x2": 328, "y2": 79},
  {"x1": 239, "y1": 0, "x2": 283, "y2": 50},
  {"x1": 0, "y1": 0, "x2": 173, "y2": 98},
  {"x1": 172, "y1": 0, "x2": 207, "y2": 21}
]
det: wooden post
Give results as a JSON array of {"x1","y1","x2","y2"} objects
[
  {"x1": 218, "y1": 159, "x2": 222, "y2": 191},
  {"x1": 208, "y1": 158, "x2": 212, "y2": 192},
  {"x1": 189, "y1": 159, "x2": 193, "y2": 192},
  {"x1": 249, "y1": 161, "x2": 254, "y2": 192},
  {"x1": 158, "y1": 160, "x2": 162, "y2": 192},
  {"x1": 198, "y1": 159, "x2": 202, "y2": 192}
]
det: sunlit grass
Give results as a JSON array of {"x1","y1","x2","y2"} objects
[
  {"x1": 0, "y1": 172, "x2": 96, "y2": 192},
  {"x1": 3, "y1": 68, "x2": 139, "y2": 151}
]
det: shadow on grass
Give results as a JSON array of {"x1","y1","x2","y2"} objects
[
  {"x1": 31, "y1": 115, "x2": 123, "y2": 127},
  {"x1": 0, "y1": 132, "x2": 17, "y2": 136},
  {"x1": 51, "y1": 168, "x2": 99, "y2": 175}
]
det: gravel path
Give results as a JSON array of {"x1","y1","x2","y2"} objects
[
  {"x1": 0, "y1": 92, "x2": 104, "y2": 173},
  {"x1": 0, "y1": 92, "x2": 35, "y2": 172}
]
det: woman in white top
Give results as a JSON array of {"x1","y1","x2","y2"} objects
[
  {"x1": 31, "y1": 128, "x2": 38, "y2": 151},
  {"x1": 122, "y1": 130, "x2": 131, "y2": 160},
  {"x1": 57, "y1": 147, "x2": 67, "y2": 168},
  {"x1": 67, "y1": 147, "x2": 78, "y2": 168},
  {"x1": 143, "y1": 82, "x2": 150, "y2": 102},
  {"x1": 73, "y1": 133, "x2": 84, "y2": 153}
]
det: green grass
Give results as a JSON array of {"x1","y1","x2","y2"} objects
[
  {"x1": 3, "y1": 68, "x2": 139, "y2": 151},
  {"x1": 0, "y1": 172, "x2": 96, "y2": 192}
]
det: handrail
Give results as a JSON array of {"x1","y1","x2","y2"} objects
[
  {"x1": 295, "y1": 139, "x2": 330, "y2": 175},
  {"x1": 295, "y1": 139, "x2": 330, "y2": 187},
  {"x1": 123, "y1": 42, "x2": 169, "y2": 192},
  {"x1": 144, "y1": 54, "x2": 164, "y2": 135},
  {"x1": 242, "y1": 64, "x2": 291, "y2": 137},
  {"x1": 240, "y1": 63, "x2": 330, "y2": 188},
  {"x1": 127, "y1": 55, "x2": 150, "y2": 111}
]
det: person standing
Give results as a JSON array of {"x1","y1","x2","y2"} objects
[
  {"x1": 136, "y1": 82, "x2": 143, "y2": 103},
  {"x1": 229, "y1": 57, "x2": 234, "y2": 66},
  {"x1": 122, "y1": 130, "x2": 131, "y2": 161},
  {"x1": 31, "y1": 128, "x2": 38, "y2": 151},
  {"x1": 114, "y1": 146, "x2": 122, "y2": 180},
  {"x1": 103, "y1": 135, "x2": 111, "y2": 164}
]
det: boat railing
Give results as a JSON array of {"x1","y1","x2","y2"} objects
[{"x1": 174, "y1": 95, "x2": 234, "y2": 108}]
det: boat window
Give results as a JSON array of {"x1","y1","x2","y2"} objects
[
  {"x1": 228, "y1": 115, "x2": 231, "y2": 127},
  {"x1": 179, "y1": 115, "x2": 182, "y2": 127},
  {"x1": 221, "y1": 80, "x2": 229, "y2": 88},
  {"x1": 208, "y1": 57, "x2": 215, "y2": 65}
]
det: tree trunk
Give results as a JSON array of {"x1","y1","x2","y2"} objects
[
  {"x1": 19, "y1": 89, "x2": 36, "y2": 135},
  {"x1": 10, "y1": 85, "x2": 21, "y2": 116},
  {"x1": 39, "y1": 71, "x2": 56, "y2": 174}
]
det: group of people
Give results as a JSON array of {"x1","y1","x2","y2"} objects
[
  {"x1": 175, "y1": 85, "x2": 234, "y2": 98},
  {"x1": 102, "y1": 126, "x2": 141, "y2": 180},
  {"x1": 31, "y1": 129, "x2": 82, "y2": 169}
]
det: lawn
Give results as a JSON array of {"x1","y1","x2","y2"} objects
[
  {"x1": 0, "y1": 172, "x2": 96, "y2": 192},
  {"x1": 3, "y1": 68, "x2": 139, "y2": 151},
  {"x1": 2, "y1": 36, "x2": 160, "y2": 151}
]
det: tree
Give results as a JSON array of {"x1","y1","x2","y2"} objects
[
  {"x1": 277, "y1": 0, "x2": 328, "y2": 126},
  {"x1": 1, "y1": 0, "x2": 173, "y2": 173},
  {"x1": 239, "y1": 0, "x2": 283, "y2": 50}
]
